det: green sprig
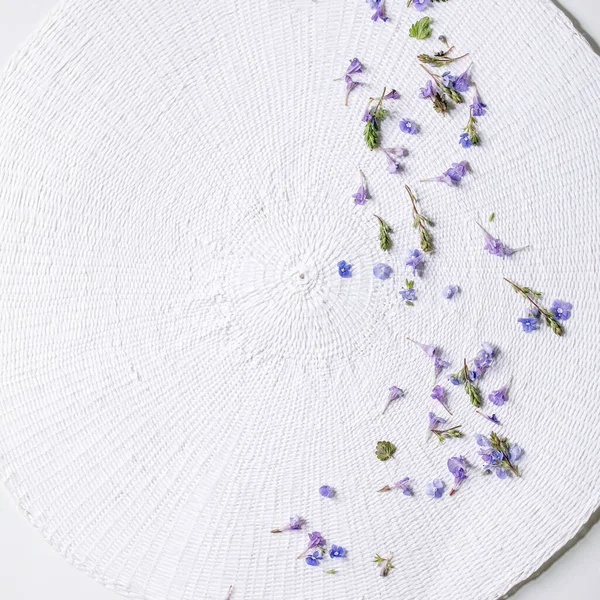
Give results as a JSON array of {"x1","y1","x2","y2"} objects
[
  {"x1": 504, "y1": 278, "x2": 564, "y2": 336},
  {"x1": 363, "y1": 88, "x2": 389, "y2": 150},
  {"x1": 375, "y1": 215, "x2": 393, "y2": 251},
  {"x1": 463, "y1": 110, "x2": 480, "y2": 145},
  {"x1": 431, "y1": 425, "x2": 463, "y2": 443},
  {"x1": 418, "y1": 46, "x2": 468, "y2": 68},
  {"x1": 462, "y1": 359, "x2": 482, "y2": 407},
  {"x1": 373, "y1": 553, "x2": 394, "y2": 577},
  {"x1": 489, "y1": 432, "x2": 520, "y2": 477},
  {"x1": 405, "y1": 185, "x2": 433, "y2": 253},
  {"x1": 409, "y1": 17, "x2": 432, "y2": 40}
]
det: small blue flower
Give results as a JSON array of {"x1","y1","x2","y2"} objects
[
  {"x1": 470, "y1": 91, "x2": 487, "y2": 116},
  {"x1": 373, "y1": 263, "x2": 392, "y2": 280},
  {"x1": 518, "y1": 316, "x2": 539, "y2": 332},
  {"x1": 449, "y1": 375, "x2": 461, "y2": 386},
  {"x1": 425, "y1": 479, "x2": 445, "y2": 499},
  {"x1": 443, "y1": 285, "x2": 459, "y2": 299},
  {"x1": 305, "y1": 551, "x2": 324, "y2": 566},
  {"x1": 405, "y1": 249, "x2": 424, "y2": 276},
  {"x1": 399, "y1": 118, "x2": 418, "y2": 134},
  {"x1": 329, "y1": 544, "x2": 346, "y2": 558},
  {"x1": 550, "y1": 299, "x2": 572, "y2": 321},
  {"x1": 337, "y1": 260, "x2": 352, "y2": 278},
  {"x1": 400, "y1": 287, "x2": 416, "y2": 303},
  {"x1": 459, "y1": 132, "x2": 473, "y2": 148},
  {"x1": 319, "y1": 485, "x2": 335, "y2": 498}
]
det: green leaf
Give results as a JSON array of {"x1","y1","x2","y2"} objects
[
  {"x1": 488, "y1": 212, "x2": 495, "y2": 222},
  {"x1": 409, "y1": 17, "x2": 432, "y2": 40},
  {"x1": 375, "y1": 441, "x2": 396, "y2": 461}
]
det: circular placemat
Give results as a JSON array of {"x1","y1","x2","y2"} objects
[{"x1": 0, "y1": 0, "x2": 599, "y2": 598}]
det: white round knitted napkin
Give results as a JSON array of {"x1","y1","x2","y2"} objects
[{"x1": 0, "y1": 0, "x2": 599, "y2": 598}]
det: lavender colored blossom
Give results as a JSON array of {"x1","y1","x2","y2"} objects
[
  {"x1": 550, "y1": 300, "x2": 572, "y2": 321},
  {"x1": 384, "y1": 89, "x2": 400, "y2": 100},
  {"x1": 431, "y1": 385, "x2": 451, "y2": 414},
  {"x1": 352, "y1": 169, "x2": 369, "y2": 205},
  {"x1": 298, "y1": 531, "x2": 325, "y2": 559},
  {"x1": 449, "y1": 375, "x2": 461, "y2": 386},
  {"x1": 270, "y1": 515, "x2": 304, "y2": 533},
  {"x1": 478, "y1": 224, "x2": 515, "y2": 257},
  {"x1": 382, "y1": 146, "x2": 407, "y2": 174},
  {"x1": 426, "y1": 479, "x2": 445, "y2": 499},
  {"x1": 477, "y1": 411, "x2": 500, "y2": 424},
  {"x1": 470, "y1": 91, "x2": 487, "y2": 116},
  {"x1": 419, "y1": 80, "x2": 436, "y2": 99},
  {"x1": 319, "y1": 485, "x2": 335, "y2": 498},
  {"x1": 423, "y1": 161, "x2": 468, "y2": 186},
  {"x1": 451, "y1": 67, "x2": 471, "y2": 92},
  {"x1": 473, "y1": 342, "x2": 494, "y2": 377},
  {"x1": 440, "y1": 71, "x2": 455, "y2": 88},
  {"x1": 383, "y1": 385, "x2": 404, "y2": 414},
  {"x1": 405, "y1": 249, "x2": 424, "y2": 276},
  {"x1": 368, "y1": 0, "x2": 388, "y2": 22},
  {"x1": 518, "y1": 316, "x2": 539, "y2": 332},
  {"x1": 329, "y1": 545, "x2": 346, "y2": 558},
  {"x1": 373, "y1": 263, "x2": 392, "y2": 280},
  {"x1": 399, "y1": 118, "x2": 418, "y2": 134},
  {"x1": 459, "y1": 132, "x2": 473, "y2": 148},
  {"x1": 433, "y1": 355, "x2": 450, "y2": 377},
  {"x1": 428, "y1": 411, "x2": 447, "y2": 431},
  {"x1": 400, "y1": 286, "x2": 417, "y2": 303},
  {"x1": 305, "y1": 551, "x2": 324, "y2": 566},
  {"x1": 413, "y1": 0, "x2": 431, "y2": 10},
  {"x1": 344, "y1": 75, "x2": 360, "y2": 105},
  {"x1": 337, "y1": 260, "x2": 352, "y2": 278},
  {"x1": 476, "y1": 433, "x2": 523, "y2": 479},
  {"x1": 447, "y1": 456, "x2": 468, "y2": 495},
  {"x1": 394, "y1": 477, "x2": 413, "y2": 495},
  {"x1": 346, "y1": 58, "x2": 363, "y2": 75},
  {"x1": 488, "y1": 386, "x2": 508, "y2": 407},
  {"x1": 443, "y1": 285, "x2": 459, "y2": 299}
]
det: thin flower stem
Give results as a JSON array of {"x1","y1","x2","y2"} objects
[{"x1": 503, "y1": 278, "x2": 544, "y2": 313}]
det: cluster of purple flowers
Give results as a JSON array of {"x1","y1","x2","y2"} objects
[
  {"x1": 366, "y1": 0, "x2": 387, "y2": 22},
  {"x1": 476, "y1": 433, "x2": 523, "y2": 479},
  {"x1": 518, "y1": 300, "x2": 572, "y2": 333},
  {"x1": 298, "y1": 531, "x2": 347, "y2": 566},
  {"x1": 341, "y1": 58, "x2": 363, "y2": 106}
]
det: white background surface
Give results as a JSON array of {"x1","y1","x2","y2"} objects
[{"x1": 0, "y1": 1, "x2": 599, "y2": 598}]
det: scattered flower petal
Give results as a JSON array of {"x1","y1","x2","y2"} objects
[
  {"x1": 373, "y1": 263, "x2": 392, "y2": 280},
  {"x1": 399, "y1": 118, "x2": 418, "y2": 134},
  {"x1": 319, "y1": 485, "x2": 335, "y2": 498}
]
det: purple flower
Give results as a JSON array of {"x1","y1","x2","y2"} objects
[
  {"x1": 305, "y1": 551, "x2": 324, "y2": 566},
  {"x1": 344, "y1": 75, "x2": 360, "y2": 105},
  {"x1": 431, "y1": 385, "x2": 451, "y2": 414},
  {"x1": 395, "y1": 477, "x2": 413, "y2": 496},
  {"x1": 399, "y1": 118, "x2": 418, "y2": 134},
  {"x1": 329, "y1": 545, "x2": 346, "y2": 558},
  {"x1": 426, "y1": 479, "x2": 445, "y2": 499},
  {"x1": 550, "y1": 300, "x2": 572, "y2": 321},
  {"x1": 440, "y1": 71, "x2": 455, "y2": 88},
  {"x1": 478, "y1": 224, "x2": 515, "y2": 257},
  {"x1": 476, "y1": 433, "x2": 523, "y2": 478},
  {"x1": 298, "y1": 531, "x2": 325, "y2": 559},
  {"x1": 459, "y1": 132, "x2": 473, "y2": 148},
  {"x1": 447, "y1": 456, "x2": 468, "y2": 495},
  {"x1": 413, "y1": 0, "x2": 431, "y2": 10},
  {"x1": 337, "y1": 260, "x2": 352, "y2": 278},
  {"x1": 518, "y1": 316, "x2": 539, "y2": 332},
  {"x1": 449, "y1": 375, "x2": 461, "y2": 386},
  {"x1": 470, "y1": 91, "x2": 487, "y2": 116},
  {"x1": 488, "y1": 386, "x2": 508, "y2": 407},
  {"x1": 400, "y1": 285, "x2": 416, "y2": 304},
  {"x1": 270, "y1": 515, "x2": 304, "y2": 533},
  {"x1": 383, "y1": 385, "x2": 404, "y2": 414},
  {"x1": 433, "y1": 355, "x2": 450, "y2": 377},
  {"x1": 384, "y1": 89, "x2": 400, "y2": 100},
  {"x1": 473, "y1": 342, "x2": 494, "y2": 376},
  {"x1": 405, "y1": 249, "x2": 424, "y2": 276},
  {"x1": 352, "y1": 184, "x2": 368, "y2": 205},
  {"x1": 382, "y1": 146, "x2": 407, "y2": 174},
  {"x1": 319, "y1": 485, "x2": 335, "y2": 498},
  {"x1": 352, "y1": 169, "x2": 370, "y2": 205},
  {"x1": 424, "y1": 161, "x2": 468, "y2": 186},
  {"x1": 369, "y1": 0, "x2": 388, "y2": 22},
  {"x1": 373, "y1": 263, "x2": 392, "y2": 280},
  {"x1": 428, "y1": 411, "x2": 447, "y2": 431},
  {"x1": 419, "y1": 80, "x2": 436, "y2": 99},
  {"x1": 477, "y1": 411, "x2": 500, "y2": 424},
  {"x1": 443, "y1": 285, "x2": 459, "y2": 299},
  {"x1": 451, "y1": 67, "x2": 471, "y2": 92},
  {"x1": 362, "y1": 101, "x2": 374, "y2": 122},
  {"x1": 346, "y1": 58, "x2": 363, "y2": 75}
]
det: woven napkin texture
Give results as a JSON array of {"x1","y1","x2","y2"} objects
[{"x1": 0, "y1": 0, "x2": 599, "y2": 598}]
